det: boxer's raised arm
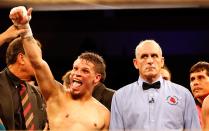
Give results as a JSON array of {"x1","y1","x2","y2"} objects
[{"x1": 10, "y1": 6, "x2": 59, "y2": 101}]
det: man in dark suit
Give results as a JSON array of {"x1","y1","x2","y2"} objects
[
  {"x1": 0, "y1": 37, "x2": 48, "y2": 130},
  {"x1": 92, "y1": 82, "x2": 115, "y2": 111}
]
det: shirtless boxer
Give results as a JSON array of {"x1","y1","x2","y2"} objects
[{"x1": 9, "y1": 6, "x2": 110, "y2": 131}]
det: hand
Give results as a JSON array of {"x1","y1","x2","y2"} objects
[
  {"x1": 9, "y1": 6, "x2": 33, "y2": 38},
  {"x1": 9, "y1": 6, "x2": 32, "y2": 27},
  {"x1": 1, "y1": 25, "x2": 26, "y2": 42}
]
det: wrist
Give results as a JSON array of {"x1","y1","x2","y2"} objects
[{"x1": 16, "y1": 23, "x2": 33, "y2": 38}]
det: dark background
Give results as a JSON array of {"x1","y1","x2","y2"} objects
[{"x1": 1, "y1": 7, "x2": 209, "y2": 91}]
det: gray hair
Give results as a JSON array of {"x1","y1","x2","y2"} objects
[{"x1": 135, "y1": 39, "x2": 162, "y2": 57}]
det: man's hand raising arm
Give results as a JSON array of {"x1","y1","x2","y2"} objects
[{"x1": 10, "y1": 6, "x2": 59, "y2": 101}]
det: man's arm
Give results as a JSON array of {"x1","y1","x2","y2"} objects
[
  {"x1": 110, "y1": 93, "x2": 124, "y2": 130},
  {"x1": 0, "y1": 25, "x2": 26, "y2": 47},
  {"x1": 9, "y1": 6, "x2": 59, "y2": 101},
  {"x1": 202, "y1": 95, "x2": 209, "y2": 131},
  {"x1": 104, "y1": 109, "x2": 110, "y2": 130},
  {"x1": 23, "y1": 37, "x2": 59, "y2": 100}
]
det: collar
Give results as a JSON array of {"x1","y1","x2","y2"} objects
[{"x1": 5, "y1": 67, "x2": 24, "y2": 88}]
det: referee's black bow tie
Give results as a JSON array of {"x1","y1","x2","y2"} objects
[{"x1": 142, "y1": 81, "x2": 160, "y2": 90}]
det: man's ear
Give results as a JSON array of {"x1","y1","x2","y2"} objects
[
  {"x1": 94, "y1": 73, "x2": 102, "y2": 84},
  {"x1": 16, "y1": 53, "x2": 25, "y2": 65},
  {"x1": 161, "y1": 57, "x2": 165, "y2": 68},
  {"x1": 133, "y1": 58, "x2": 139, "y2": 69}
]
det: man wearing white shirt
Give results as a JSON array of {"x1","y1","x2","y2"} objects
[{"x1": 110, "y1": 40, "x2": 200, "y2": 131}]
